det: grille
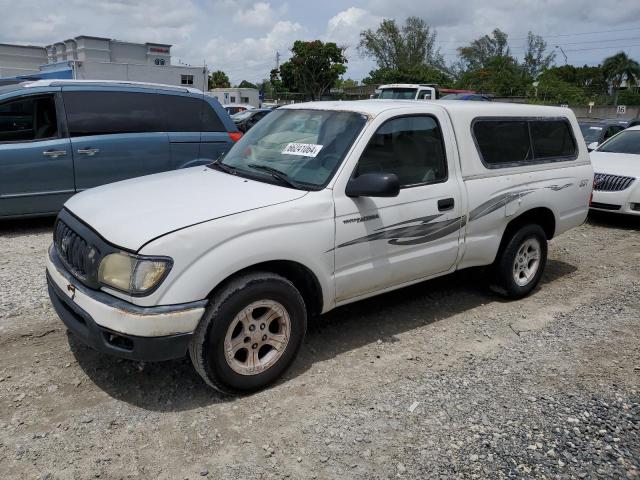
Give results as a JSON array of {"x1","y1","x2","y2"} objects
[
  {"x1": 593, "y1": 173, "x2": 635, "y2": 192},
  {"x1": 54, "y1": 220, "x2": 92, "y2": 280}
]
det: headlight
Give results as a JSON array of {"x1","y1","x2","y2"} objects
[{"x1": 98, "y1": 252, "x2": 172, "y2": 296}]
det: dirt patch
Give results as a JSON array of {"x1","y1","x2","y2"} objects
[{"x1": 0, "y1": 212, "x2": 639, "y2": 479}]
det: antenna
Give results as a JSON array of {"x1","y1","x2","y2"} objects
[{"x1": 275, "y1": 51, "x2": 281, "y2": 70}]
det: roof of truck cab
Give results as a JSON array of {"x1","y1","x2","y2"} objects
[{"x1": 282, "y1": 99, "x2": 574, "y2": 118}]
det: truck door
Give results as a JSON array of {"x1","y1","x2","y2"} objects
[
  {"x1": 62, "y1": 88, "x2": 171, "y2": 191},
  {"x1": 333, "y1": 113, "x2": 463, "y2": 302},
  {"x1": 0, "y1": 91, "x2": 74, "y2": 217}
]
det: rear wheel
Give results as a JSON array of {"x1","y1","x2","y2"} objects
[
  {"x1": 189, "y1": 272, "x2": 307, "y2": 394},
  {"x1": 493, "y1": 224, "x2": 547, "y2": 299}
]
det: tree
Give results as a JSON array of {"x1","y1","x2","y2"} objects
[
  {"x1": 534, "y1": 70, "x2": 589, "y2": 105},
  {"x1": 359, "y1": 17, "x2": 444, "y2": 72},
  {"x1": 602, "y1": 52, "x2": 640, "y2": 105},
  {"x1": 335, "y1": 78, "x2": 359, "y2": 89},
  {"x1": 458, "y1": 28, "x2": 510, "y2": 71},
  {"x1": 363, "y1": 64, "x2": 451, "y2": 86},
  {"x1": 208, "y1": 70, "x2": 230, "y2": 89},
  {"x1": 456, "y1": 55, "x2": 527, "y2": 96},
  {"x1": 238, "y1": 80, "x2": 258, "y2": 89},
  {"x1": 523, "y1": 31, "x2": 555, "y2": 79},
  {"x1": 275, "y1": 40, "x2": 347, "y2": 100}
]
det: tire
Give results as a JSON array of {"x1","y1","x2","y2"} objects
[
  {"x1": 493, "y1": 224, "x2": 548, "y2": 299},
  {"x1": 189, "y1": 271, "x2": 307, "y2": 394}
]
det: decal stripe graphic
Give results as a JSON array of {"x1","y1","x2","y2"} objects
[
  {"x1": 336, "y1": 215, "x2": 465, "y2": 249},
  {"x1": 334, "y1": 183, "x2": 571, "y2": 250},
  {"x1": 468, "y1": 189, "x2": 535, "y2": 222}
]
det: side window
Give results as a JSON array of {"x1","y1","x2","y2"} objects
[
  {"x1": 473, "y1": 120, "x2": 531, "y2": 167},
  {"x1": 605, "y1": 126, "x2": 622, "y2": 140},
  {"x1": 530, "y1": 120, "x2": 576, "y2": 159},
  {"x1": 0, "y1": 95, "x2": 58, "y2": 143},
  {"x1": 356, "y1": 115, "x2": 448, "y2": 187},
  {"x1": 158, "y1": 95, "x2": 224, "y2": 132},
  {"x1": 474, "y1": 118, "x2": 577, "y2": 168},
  {"x1": 63, "y1": 91, "x2": 162, "y2": 136}
]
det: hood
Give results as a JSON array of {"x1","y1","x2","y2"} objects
[
  {"x1": 65, "y1": 166, "x2": 307, "y2": 251},
  {"x1": 590, "y1": 152, "x2": 640, "y2": 178}
]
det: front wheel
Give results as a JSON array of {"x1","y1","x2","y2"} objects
[
  {"x1": 189, "y1": 272, "x2": 307, "y2": 394},
  {"x1": 493, "y1": 224, "x2": 548, "y2": 299}
]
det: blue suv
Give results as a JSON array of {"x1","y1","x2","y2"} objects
[{"x1": 0, "y1": 80, "x2": 241, "y2": 219}]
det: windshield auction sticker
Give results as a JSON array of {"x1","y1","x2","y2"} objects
[{"x1": 282, "y1": 143, "x2": 324, "y2": 157}]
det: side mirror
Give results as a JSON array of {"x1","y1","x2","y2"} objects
[
  {"x1": 346, "y1": 173, "x2": 400, "y2": 198},
  {"x1": 587, "y1": 141, "x2": 599, "y2": 151}
]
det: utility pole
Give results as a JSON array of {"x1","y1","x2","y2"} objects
[{"x1": 555, "y1": 45, "x2": 568, "y2": 65}]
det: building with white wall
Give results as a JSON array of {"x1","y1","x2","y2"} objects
[
  {"x1": 0, "y1": 43, "x2": 47, "y2": 77},
  {"x1": 207, "y1": 87, "x2": 260, "y2": 107},
  {"x1": 0, "y1": 36, "x2": 207, "y2": 90}
]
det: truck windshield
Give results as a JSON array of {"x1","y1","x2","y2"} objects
[
  {"x1": 377, "y1": 88, "x2": 417, "y2": 99},
  {"x1": 217, "y1": 108, "x2": 367, "y2": 189},
  {"x1": 598, "y1": 130, "x2": 640, "y2": 155}
]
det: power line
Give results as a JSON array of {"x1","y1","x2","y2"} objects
[{"x1": 434, "y1": 26, "x2": 640, "y2": 45}]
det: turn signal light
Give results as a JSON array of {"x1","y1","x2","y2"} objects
[{"x1": 228, "y1": 131, "x2": 243, "y2": 142}]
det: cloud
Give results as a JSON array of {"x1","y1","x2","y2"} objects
[
  {"x1": 1, "y1": 0, "x2": 639, "y2": 83},
  {"x1": 205, "y1": 20, "x2": 304, "y2": 80},
  {"x1": 233, "y1": 2, "x2": 278, "y2": 28}
]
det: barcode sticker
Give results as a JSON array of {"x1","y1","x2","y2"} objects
[{"x1": 282, "y1": 143, "x2": 324, "y2": 157}]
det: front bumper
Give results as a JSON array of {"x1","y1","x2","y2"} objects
[
  {"x1": 590, "y1": 189, "x2": 640, "y2": 216},
  {"x1": 46, "y1": 246, "x2": 207, "y2": 361}
]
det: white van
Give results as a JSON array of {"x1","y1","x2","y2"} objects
[{"x1": 46, "y1": 100, "x2": 593, "y2": 393}]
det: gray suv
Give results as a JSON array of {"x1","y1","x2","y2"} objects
[{"x1": 0, "y1": 80, "x2": 241, "y2": 219}]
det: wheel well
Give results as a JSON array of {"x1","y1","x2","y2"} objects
[
  {"x1": 497, "y1": 207, "x2": 556, "y2": 254},
  {"x1": 208, "y1": 261, "x2": 323, "y2": 317}
]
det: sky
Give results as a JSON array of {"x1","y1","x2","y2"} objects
[{"x1": 1, "y1": 0, "x2": 640, "y2": 84}]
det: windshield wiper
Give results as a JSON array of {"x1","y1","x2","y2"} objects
[
  {"x1": 247, "y1": 164, "x2": 305, "y2": 190},
  {"x1": 209, "y1": 158, "x2": 237, "y2": 175}
]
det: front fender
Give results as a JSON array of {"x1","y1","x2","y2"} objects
[{"x1": 135, "y1": 193, "x2": 337, "y2": 312}]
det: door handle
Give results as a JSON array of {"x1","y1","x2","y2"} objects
[
  {"x1": 77, "y1": 148, "x2": 100, "y2": 156},
  {"x1": 438, "y1": 198, "x2": 455, "y2": 211},
  {"x1": 42, "y1": 150, "x2": 67, "y2": 158}
]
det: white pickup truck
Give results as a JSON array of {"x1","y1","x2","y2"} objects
[{"x1": 46, "y1": 100, "x2": 593, "y2": 393}]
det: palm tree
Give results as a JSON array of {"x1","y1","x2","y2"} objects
[{"x1": 602, "y1": 52, "x2": 640, "y2": 105}]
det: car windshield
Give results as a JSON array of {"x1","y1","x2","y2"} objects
[
  {"x1": 580, "y1": 124, "x2": 603, "y2": 142},
  {"x1": 597, "y1": 130, "x2": 640, "y2": 155},
  {"x1": 377, "y1": 88, "x2": 417, "y2": 99},
  {"x1": 231, "y1": 110, "x2": 254, "y2": 121},
  {"x1": 216, "y1": 108, "x2": 367, "y2": 190}
]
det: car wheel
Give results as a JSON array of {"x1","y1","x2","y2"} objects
[
  {"x1": 189, "y1": 271, "x2": 307, "y2": 394},
  {"x1": 493, "y1": 224, "x2": 548, "y2": 299}
]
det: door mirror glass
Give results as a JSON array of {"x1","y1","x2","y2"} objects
[
  {"x1": 587, "y1": 141, "x2": 599, "y2": 151},
  {"x1": 346, "y1": 173, "x2": 400, "y2": 198}
]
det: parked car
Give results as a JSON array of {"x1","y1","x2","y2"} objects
[
  {"x1": 440, "y1": 93, "x2": 491, "y2": 101},
  {"x1": 0, "y1": 80, "x2": 241, "y2": 219},
  {"x1": 223, "y1": 104, "x2": 255, "y2": 115},
  {"x1": 46, "y1": 100, "x2": 592, "y2": 393},
  {"x1": 579, "y1": 120, "x2": 626, "y2": 150},
  {"x1": 589, "y1": 125, "x2": 640, "y2": 215},
  {"x1": 231, "y1": 108, "x2": 271, "y2": 132}
]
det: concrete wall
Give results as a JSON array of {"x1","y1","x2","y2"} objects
[
  {"x1": 572, "y1": 106, "x2": 640, "y2": 121},
  {"x1": 76, "y1": 62, "x2": 207, "y2": 91}
]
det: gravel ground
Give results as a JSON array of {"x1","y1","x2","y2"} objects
[{"x1": 0, "y1": 212, "x2": 639, "y2": 479}]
